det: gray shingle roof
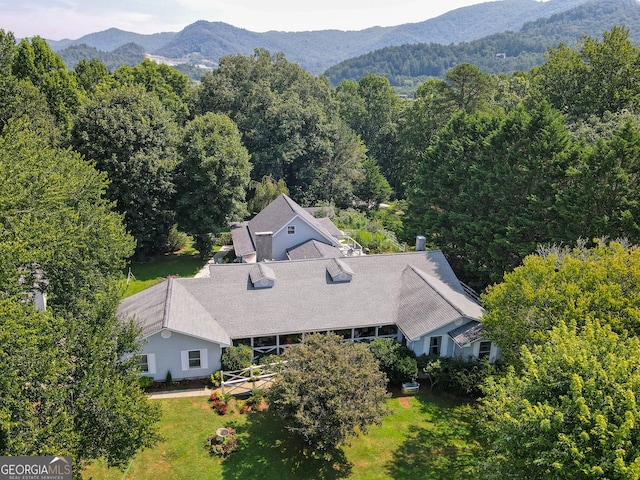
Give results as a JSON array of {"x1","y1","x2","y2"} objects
[
  {"x1": 287, "y1": 239, "x2": 343, "y2": 260},
  {"x1": 230, "y1": 222, "x2": 254, "y2": 257},
  {"x1": 448, "y1": 320, "x2": 484, "y2": 347},
  {"x1": 234, "y1": 194, "x2": 340, "y2": 257},
  {"x1": 118, "y1": 251, "x2": 484, "y2": 345}
]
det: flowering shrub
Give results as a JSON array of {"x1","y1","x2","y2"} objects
[
  {"x1": 209, "y1": 392, "x2": 231, "y2": 415},
  {"x1": 205, "y1": 428, "x2": 238, "y2": 456}
]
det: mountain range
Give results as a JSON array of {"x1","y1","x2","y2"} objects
[{"x1": 48, "y1": 0, "x2": 593, "y2": 76}]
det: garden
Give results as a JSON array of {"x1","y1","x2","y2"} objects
[{"x1": 84, "y1": 390, "x2": 482, "y2": 479}]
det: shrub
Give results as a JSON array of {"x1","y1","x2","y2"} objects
[
  {"x1": 205, "y1": 428, "x2": 238, "y2": 456},
  {"x1": 215, "y1": 231, "x2": 232, "y2": 246},
  {"x1": 162, "y1": 224, "x2": 190, "y2": 253},
  {"x1": 165, "y1": 370, "x2": 172, "y2": 386},
  {"x1": 210, "y1": 370, "x2": 221, "y2": 388},
  {"x1": 368, "y1": 338, "x2": 418, "y2": 386},
  {"x1": 209, "y1": 392, "x2": 233, "y2": 415},
  {"x1": 139, "y1": 376, "x2": 154, "y2": 389},
  {"x1": 221, "y1": 344, "x2": 253, "y2": 371},
  {"x1": 418, "y1": 355, "x2": 496, "y2": 397},
  {"x1": 246, "y1": 389, "x2": 264, "y2": 407}
]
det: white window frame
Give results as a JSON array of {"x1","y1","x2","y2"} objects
[
  {"x1": 139, "y1": 353, "x2": 156, "y2": 375},
  {"x1": 181, "y1": 349, "x2": 208, "y2": 371}
]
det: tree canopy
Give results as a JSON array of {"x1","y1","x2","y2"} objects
[
  {"x1": 0, "y1": 122, "x2": 159, "y2": 472},
  {"x1": 71, "y1": 83, "x2": 179, "y2": 255},
  {"x1": 268, "y1": 333, "x2": 389, "y2": 454},
  {"x1": 481, "y1": 240, "x2": 640, "y2": 366},
  {"x1": 174, "y1": 112, "x2": 251, "y2": 256},
  {"x1": 481, "y1": 321, "x2": 640, "y2": 479}
]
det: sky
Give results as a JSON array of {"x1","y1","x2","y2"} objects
[{"x1": 1, "y1": 0, "x2": 498, "y2": 40}]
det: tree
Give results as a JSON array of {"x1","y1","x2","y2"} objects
[
  {"x1": 535, "y1": 27, "x2": 640, "y2": 120},
  {"x1": 268, "y1": 334, "x2": 389, "y2": 454},
  {"x1": 114, "y1": 59, "x2": 193, "y2": 124},
  {"x1": 247, "y1": 174, "x2": 289, "y2": 216},
  {"x1": 74, "y1": 58, "x2": 113, "y2": 93},
  {"x1": 196, "y1": 49, "x2": 366, "y2": 207},
  {"x1": 11, "y1": 36, "x2": 81, "y2": 131},
  {"x1": 335, "y1": 75, "x2": 403, "y2": 191},
  {"x1": 0, "y1": 122, "x2": 159, "y2": 474},
  {"x1": 445, "y1": 63, "x2": 493, "y2": 113},
  {"x1": 482, "y1": 240, "x2": 640, "y2": 366},
  {"x1": 480, "y1": 321, "x2": 640, "y2": 479},
  {"x1": 354, "y1": 156, "x2": 392, "y2": 209},
  {"x1": 71, "y1": 84, "x2": 179, "y2": 255},
  {"x1": 405, "y1": 100, "x2": 575, "y2": 289},
  {"x1": 560, "y1": 121, "x2": 640, "y2": 243},
  {"x1": 174, "y1": 112, "x2": 251, "y2": 256},
  {"x1": 368, "y1": 338, "x2": 418, "y2": 386}
]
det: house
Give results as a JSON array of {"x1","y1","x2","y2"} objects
[
  {"x1": 117, "y1": 249, "x2": 496, "y2": 381},
  {"x1": 230, "y1": 194, "x2": 361, "y2": 262}
]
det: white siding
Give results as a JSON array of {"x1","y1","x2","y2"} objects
[
  {"x1": 141, "y1": 331, "x2": 222, "y2": 381},
  {"x1": 271, "y1": 216, "x2": 336, "y2": 260}
]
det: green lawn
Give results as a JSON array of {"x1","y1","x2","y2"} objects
[
  {"x1": 120, "y1": 245, "x2": 215, "y2": 298},
  {"x1": 84, "y1": 391, "x2": 483, "y2": 479}
]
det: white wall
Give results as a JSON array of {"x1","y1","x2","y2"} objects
[
  {"x1": 272, "y1": 216, "x2": 335, "y2": 260},
  {"x1": 140, "y1": 330, "x2": 223, "y2": 381},
  {"x1": 409, "y1": 319, "x2": 481, "y2": 361}
]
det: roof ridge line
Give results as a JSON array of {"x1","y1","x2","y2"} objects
[
  {"x1": 406, "y1": 264, "x2": 466, "y2": 317},
  {"x1": 162, "y1": 277, "x2": 174, "y2": 329}
]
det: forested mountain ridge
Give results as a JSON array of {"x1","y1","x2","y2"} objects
[
  {"x1": 324, "y1": 0, "x2": 640, "y2": 87},
  {"x1": 48, "y1": 0, "x2": 590, "y2": 75}
]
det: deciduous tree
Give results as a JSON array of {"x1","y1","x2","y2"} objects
[
  {"x1": 482, "y1": 240, "x2": 640, "y2": 366},
  {"x1": 0, "y1": 122, "x2": 159, "y2": 474},
  {"x1": 268, "y1": 334, "x2": 389, "y2": 454},
  {"x1": 174, "y1": 112, "x2": 251, "y2": 256},
  {"x1": 481, "y1": 321, "x2": 640, "y2": 479},
  {"x1": 71, "y1": 84, "x2": 179, "y2": 254}
]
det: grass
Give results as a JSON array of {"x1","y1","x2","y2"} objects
[
  {"x1": 120, "y1": 244, "x2": 217, "y2": 298},
  {"x1": 83, "y1": 391, "x2": 483, "y2": 479}
]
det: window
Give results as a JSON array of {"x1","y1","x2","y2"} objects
[
  {"x1": 355, "y1": 326, "x2": 376, "y2": 339},
  {"x1": 254, "y1": 336, "x2": 276, "y2": 347},
  {"x1": 429, "y1": 336, "x2": 442, "y2": 356},
  {"x1": 138, "y1": 354, "x2": 149, "y2": 373},
  {"x1": 479, "y1": 341, "x2": 492, "y2": 359},
  {"x1": 332, "y1": 329, "x2": 353, "y2": 340},
  {"x1": 181, "y1": 349, "x2": 207, "y2": 371},
  {"x1": 279, "y1": 333, "x2": 302, "y2": 345},
  {"x1": 287, "y1": 225, "x2": 296, "y2": 235},
  {"x1": 188, "y1": 350, "x2": 201, "y2": 368},
  {"x1": 377, "y1": 325, "x2": 398, "y2": 337}
]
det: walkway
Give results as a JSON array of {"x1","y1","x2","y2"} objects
[
  {"x1": 194, "y1": 245, "x2": 233, "y2": 278},
  {"x1": 148, "y1": 386, "x2": 216, "y2": 400}
]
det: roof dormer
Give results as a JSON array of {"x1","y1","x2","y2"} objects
[
  {"x1": 326, "y1": 258, "x2": 354, "y2": 283},
  {"x1": 249, "y1": 263, "x2": 276, "y2": 289}
]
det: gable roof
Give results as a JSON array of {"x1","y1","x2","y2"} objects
[
  {"x1": 118, "y1": 251, "x2": 484, "y2": 345},
  {"x1": 287, "y1": 239, "x2": 344, "y2": 260},
  {"x1": 232, "y1": 194, "x2": 341, "y2": 258},
  {"x1": 118, "y1": 278, "x2": 232, "y2": 346}
]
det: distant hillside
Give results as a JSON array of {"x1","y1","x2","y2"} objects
[
  {"x1": 58, "y1": 43, "x2": 146, "y2": 71},
  {"x1": 48, "y1": 0, "x2": 589, "y2": 75},
  {"x1": 323, "y1": 0, "x2": 640, "y2": 88},
  {"x1": 48, "y1": 28, "x2": 176, "y2": 53}
]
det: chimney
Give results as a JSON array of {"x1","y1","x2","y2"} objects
[
  {"x1": 255, "y1": 231, "x2": 273, "y2": 262},
  {"x1": 415, "y1": 235, "x2": 426, "y2": 252}
]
